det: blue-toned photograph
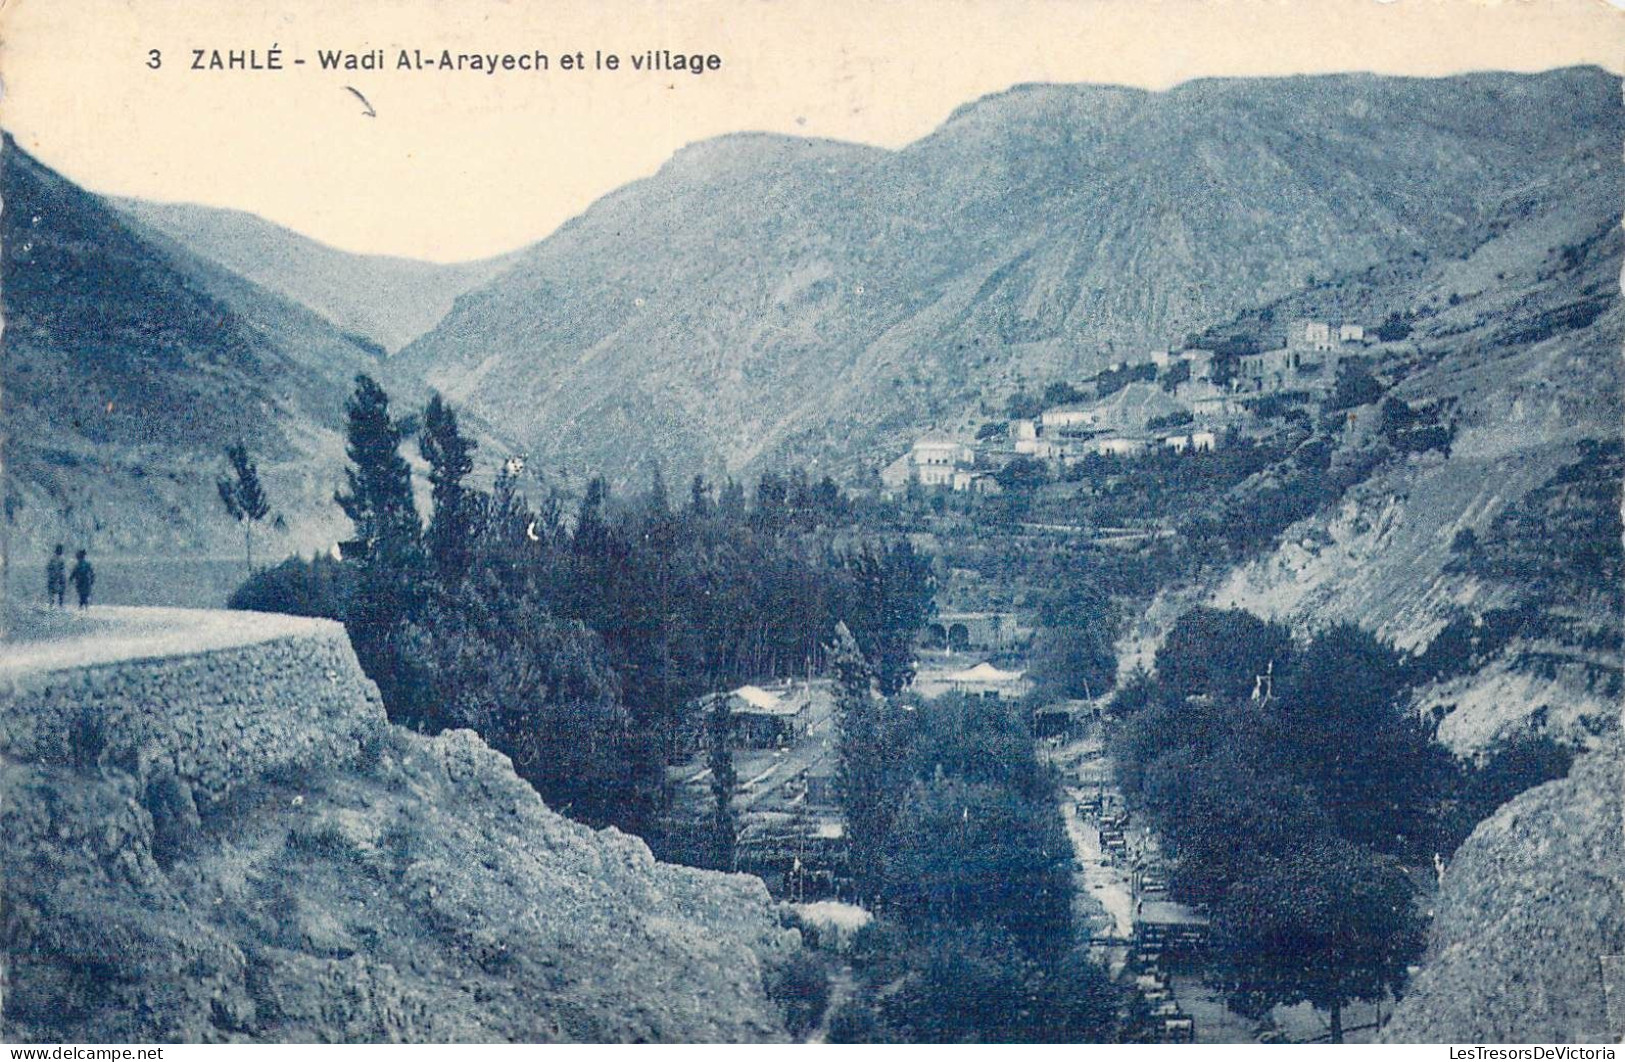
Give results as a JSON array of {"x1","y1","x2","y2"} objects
[{"x1": 1, "y1": 0, "x2": 1620, "y2": 1047}]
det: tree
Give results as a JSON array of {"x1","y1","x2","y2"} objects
[
  {"x1": 1160, "y1": 360, "x2": 1192, "y2": 393},
  {"x1": 336, "y1": 375, "x2": 420, "y2": 566},
  {"x1": 335, "y1": 375, "x2": 423, "y2": 707},
  {"x1": 1209, "y1": 838, "x2": 1426, "y2": 1042},
  {"x1": 1137, "y1": 744, "x2": 1331, "y2": 906},
  {"x1": 1374, "y1": 311, "x2": 1413, "y2": 342},
  {"x1": 707, "y1": 691, "x2": 739, "y2": 870},
  {"x1": 1324, "y1": 359, "x2": 1384, "y2": 413},
  {"x1": 994, "y1": 456, "x2": 1048, "y2": 491},
  {"x1": 832, "y1": 621, "x2": 894, "y2": 901},
  {"x1": 572, "y1": 476, "x2": 611, "y2": 557},
  {"x1": 1028, "y1": 623, "x2": 1116, "y2": 702},
  {"x1": 1154, "y1": 606, "x2": 1294, "y2": 704},
  {"x1": 1272, "y1": 623, "x2": 1449, "y2": 854},
  {"x1": 688, "y1": 473, "x2": 712, "y2": 516},
  {"x1": 217, "y1": 441, "x2": 273, "y2": 575},
  {"x1": 419, "y1": 394, "x2": 479, "y2": 586},
  {"x1": 1005, "y1": 391, "x2": 1043, "y2": 421},
  {"x1": 718, "y1": 477, "x2": 747, "y2": 521},
  {"x1": 884, "y1": 926, "x2": 1037, "y2": 1042},
  {"x1": 409, "y1": 571, "x2": 632, "y2": 825},
  {"x1": 1042, "y1": 381, "x2": 1087, "y2": 408},
  {"x1": 845, "y1": 541, "x2": 936, "y2": 698},
  {"x1": 882, "y1": 776, "x2": 1071, "y2": 951}
]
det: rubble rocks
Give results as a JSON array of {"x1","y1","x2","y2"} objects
[
  {"x1": 2, "y1": 615, "x2": 794, "y2": 1042},
  {"x1": 1382, "y1": 741, "x2": 1624, "y2": 1043}
]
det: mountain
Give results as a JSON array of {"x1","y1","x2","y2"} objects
[
  {"x1": 393, "y1": 67, "x2": 1622, "y2": 487},
  {"x1": 1, "y1": 137, "x2": 387, "y2": 562},
  {"x1": 112, "y1": 199, "x2": 517, "y2": 354}
]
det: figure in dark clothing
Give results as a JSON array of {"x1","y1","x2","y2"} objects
[
  {"x1": 69, "y1": 549, "x2": 94, "y2": 610},
  {"x1": 46, "y1": 544, "x2": 67, "y2": 607}
]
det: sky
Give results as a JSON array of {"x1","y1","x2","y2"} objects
[{"x1": 2, "y1": 0, "x2": 1621, "y2": 262}]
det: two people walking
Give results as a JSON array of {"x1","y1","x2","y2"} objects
[{"x1": 46, "y1": 544, "x2": 94, "y2": 609}]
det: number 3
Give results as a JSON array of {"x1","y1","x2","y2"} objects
[{"x1": 147, "y1": 49, "x2": 161, "y2": 69}]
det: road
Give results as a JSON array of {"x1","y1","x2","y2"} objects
[{"x1": 0, "y1": 603, "x2": 341, "y2": 679}]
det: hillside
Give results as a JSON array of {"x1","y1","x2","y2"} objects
[
  {"x1": 393, "y1": 67, "x2": 1622, "y2": 487},
  {"x1": 1381, "y1": 740, "x2": 1623, "y2": 1043},
  {"x1": 2, "y1": 138, "x2": 442, "y2": 563},
  {"x1": 0, "y1": 607, "x2": 795, "y2": 1042},
  {"x1": 113, "y1": 199, "x2": 516, "y2": 353},
  {"x1": 1098, "y1": 124, "x2": 1624, "y2": 753}
]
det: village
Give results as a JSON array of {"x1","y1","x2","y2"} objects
[
  {"x1": 879, "y1": 318, "x2": 1372, "y2": 496},
  {"x1": 660, "y1": 318, "x2": 1387, "y2": 1042}
]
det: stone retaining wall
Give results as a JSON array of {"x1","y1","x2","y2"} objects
[{"x1": 0, "y1": 620, "x2": 385, "y2": 809}]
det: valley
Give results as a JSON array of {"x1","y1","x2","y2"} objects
[{"x1": 2, "y1": 63, "x2": 1620, "y2": 1044}]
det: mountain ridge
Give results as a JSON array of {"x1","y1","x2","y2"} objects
[
  {"x1": 111, "y1": 198, "x2": 519, "y2": 354},
  {"x1": 392, "y1": 66, "x2": 1622, "y2": 488},
  {"x1": 2, "y1": 136, "x2": 390, "y2": 562}
]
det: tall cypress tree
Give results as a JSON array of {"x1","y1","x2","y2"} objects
[
  {"x1": 335, "y1": 375, "x2": 423, "y2": 710},
  {"x1": 336, "y1": 375, "x2": 419, "y2": 563},
  {"x1": 832, "y1": 621, "x2": 894, "y2": 903},
  {"x1": 419, "y1": 393, "x2": 479, "y2": 586}
]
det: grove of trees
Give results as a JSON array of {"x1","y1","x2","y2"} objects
[
  {"x1": 1110, "y1": 606, "x2": 1453, "y2": 1040},
  {"x1": 231, "y1": 375, "x2": 933, "y2": 850},
  {"x1": 829, "y1": 691, "x2": 1122, "y2": 1042}
]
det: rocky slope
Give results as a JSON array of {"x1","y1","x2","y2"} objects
[
  {"x1": 2, "y1": 137, "x2": 374, "y2": 560},
  {"x1": 1381, "y1": 741, "x2": 1624, "y2": 1043},
  {"x1": 1, "y1": 139, "x2": 515, "y2": 564},
  {"x1": 393, "y1": 67, "x2": 1621, "y2": 486},
  {"x1": 113, "y1": 199, "x2": 517, "y2": 354},
  {"x1": 0, "y1": 607, "x2": 794, "y2": 1042},
  {"x1": 1119, "y1": 125, "x2": 1623, "y2": 753}
]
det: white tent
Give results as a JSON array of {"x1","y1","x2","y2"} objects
[{"x1": 945, "y1": 662, "x2": 1024, "y2": 684}]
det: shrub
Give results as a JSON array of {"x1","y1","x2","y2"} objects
[
  {"x1": 1324, "y1": 359, "x2": 1384, "y2": 412},
  {"x1": 826, "y1": 1000, "x2": 894, "y2": 1043},
  {"x1": 228, "y1": 554, "x2": 349, "y2": 619},
  {"x1": 765, "y1": 952, "x2": 832, "y2": 1040},
  {"x1": 1374, "y1": 311, "x2": 1413, "y2": 342}
]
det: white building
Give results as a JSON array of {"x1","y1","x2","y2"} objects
[
  {"x1": 1190, "y1": 430, "x2": 1218, "y2": 452},
  {"x1": 1182, "y1": 349, "x2": 1217, "y2": 381},
  {"x1": 1040, "y1": 408, "x2": 1096, "y2": 431},
  {"x1": 1095, "y1": 436, "x2": 1151, "y2": 457},
  {"x1": 880, "y1": 430, "x2": 976, "y2": 492},
  {"x1": 1286, "y1": 320, "x2": 1335, "y2": 351},
  {"x1": 951, "y1": 469, "x2": 1003, "y2": 494},
  {"x1": 1015, "y1": 438, "x2": 1062, "y2": 459},
  {"x1": 912, "y1": 431, "x2": 974, "y2": 469},
  {"x1": 944, "y1": 662, "x2": 1030, "y2": 701}
]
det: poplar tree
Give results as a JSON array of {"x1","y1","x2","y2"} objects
[
  {"x1": 832, "y1": 621, "x2": 894, "y2": 903},
  {"x1": 846, "y1": 541, "x2": 936, "y2": 697},
  {"x1": 419, "y1": 393, "x2": 479, "y2": 586},
  {"x1": 707, "y1": 692, "x2": 739, "y2": 870},
  {"x1": 217, "y1": 441, "x2": 273, "y2": 575}
]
